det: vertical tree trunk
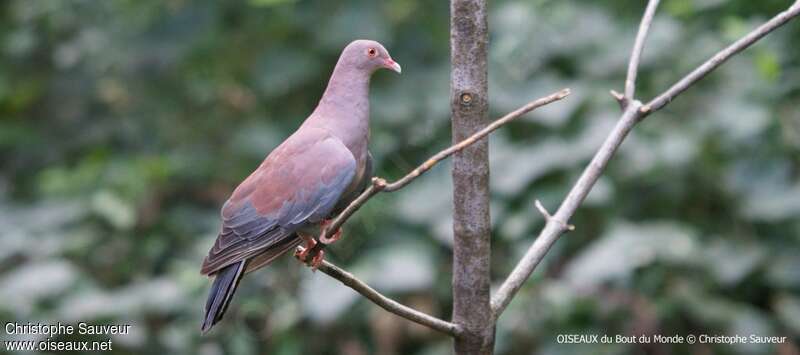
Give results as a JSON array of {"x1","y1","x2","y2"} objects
[{"x1": 450, "y1": 0, "x2": 493, "y2": 354}]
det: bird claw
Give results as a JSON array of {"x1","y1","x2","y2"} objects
[
  {"x1": 295, "y1": 238, "x2": 324, "y2": 270},
  {"x1": 295, "y1": 247, "x2": 325, "y2": 271},
  {"x1": 319, "y1": 228, "x2": 342, "y2": 244},
  {"x1": 319, "y1": 219, "x2": 343, "y2": 245},
  {"x1": 294, "y1": 219, "x2": 340, "y2": 270},
  {"x1": 309, "y1": 250, "x2": 324, "y2": 270}
]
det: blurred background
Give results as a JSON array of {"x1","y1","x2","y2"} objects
[{"x1": 1, "y1": 0, "x2": 799, "y2": 354}]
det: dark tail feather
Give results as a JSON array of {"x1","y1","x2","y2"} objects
[{"x1": 201, "y1": 261, "x2": 246, "y2": 334}]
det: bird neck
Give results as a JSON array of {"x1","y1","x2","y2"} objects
[
  {"x1": 309, "y1": 67, "x2": 372, "y2": 157},
  {"x1": 317, "y1": 66, "x2": 371, "y2": 117}
]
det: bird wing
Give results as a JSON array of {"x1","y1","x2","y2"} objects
[
  {"x1": 332, "y1": 150, "x2": 373, "y2": 215},
  {"x1": 201, "y1": 127, "x2": 357, "y2": 275}
]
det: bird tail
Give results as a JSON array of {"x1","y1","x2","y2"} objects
[{"x1": 201, "y1": 261, "x2": 246, "y2": 334}]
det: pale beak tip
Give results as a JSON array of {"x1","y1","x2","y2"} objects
[{"x1": 388, "y1": 60, "x2": 402, "y2": 74}]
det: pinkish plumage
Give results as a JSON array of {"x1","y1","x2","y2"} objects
[{"x1": 201, "y1": 40, "x2": 400, "y2": 333}]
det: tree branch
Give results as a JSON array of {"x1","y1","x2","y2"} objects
[
  {"x1": 308, "y1": 252, "x2": 463, "y2": 336},
  {"x1": 624, "y1": 0, "x2": 660, "y2": 102},
  {"x1": 386, "y1": 88, "x2": 570, "y2": 192},
  {"x1": 491, "y1": 101, "x2": 642, "y2": 318},
  {"x1": 533, "y1": 199, "x2": 575, "y2": 232},
  {"x1": 319, "y1": 88, "x2": 571, "y2": 241},
  {"x1": 491, "y1": 1, "x2": 800, "y2": 319},
  {"x1": 644, "y1": 1, "x2": 800, "y2": 113}
]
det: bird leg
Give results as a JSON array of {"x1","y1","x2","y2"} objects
[
  {"x1": 294, "y1": 234, "x2": 325, "y2": 270},
  {"x1": 318, "y1": 218, "x2": 343, "y2": 245}
]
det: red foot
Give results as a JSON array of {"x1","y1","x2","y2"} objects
[
  {"x1": 294, "y1": 237, "x2": 325, "y2": 270},
  {"x1": 319, "y1": 219, "x2": 343, "y2": 245},
  {"x1": 309, "y1": 249, "x2": 324, "y2": 270},
  {"x1": 294, "y1": 237, "x2": 316, "y2": 262}
]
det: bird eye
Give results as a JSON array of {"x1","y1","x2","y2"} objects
[{"x1": 367, "y1": 48, "x2": 377, "y2": 57}]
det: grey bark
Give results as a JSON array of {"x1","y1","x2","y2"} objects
[{"x1": 450, "y1": 0, "x2": 494, "y2": 354}]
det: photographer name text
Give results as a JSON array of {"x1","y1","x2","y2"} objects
[{"x1": 5, "y1": 322, "x2": 130, "y2": 338}]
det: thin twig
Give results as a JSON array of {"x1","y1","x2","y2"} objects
[
  {"x1": 644, "y1": 1, "x2": 800, "y2": 113},
  {"x1": 315, "y1": 88, "x2": 571, "y2": 243},
  {"x1": 387, "y1": 88, "x2": 571, "y2": 192},
  {"x1": 303, "y1": 89, "x2": 570, "y2": 261},
  {"x1": 610, "y1": 89, "x2": 626, "y2": 109},
  {"x1": 303, "y1": 249, "x2": 462, "y2": 336},
  {"x1": 491, "y1": 102, "x2": 643, "y2": 318},
  {"x1": 534, "y1": 199, "x2": 574, "y2": 232},
  {"x1": 624, "y1": 0, "x2": 661, "y2": 101},
  {"x1": 491, "y1": 2, "x2": 800, "y2": 320}
]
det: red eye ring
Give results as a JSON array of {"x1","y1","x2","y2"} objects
[{"x1": 367, "y1": 48, "x2": 377, "y2": 57}]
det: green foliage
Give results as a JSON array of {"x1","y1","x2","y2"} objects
[{"x1": 1, "y1": 0, "x2": 798, "y2": 354}]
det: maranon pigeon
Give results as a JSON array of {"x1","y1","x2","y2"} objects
[{"x1": 200, "y1": 40, "x2": 401, "y2": 333}]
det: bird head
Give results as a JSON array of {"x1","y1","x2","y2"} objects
[{"x1": 340, "y1": 39, "x2": 402, "y2": 75}]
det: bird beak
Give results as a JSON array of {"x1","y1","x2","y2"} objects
[{"x1": 385, "y1": 58, "x2": 402, "y2": 74}]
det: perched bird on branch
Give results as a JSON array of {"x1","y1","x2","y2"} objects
[{"x1": 200, "y1": 40, "x2": 401, "y2": 333}]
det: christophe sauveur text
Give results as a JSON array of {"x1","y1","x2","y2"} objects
[
  {"x1": 4, "y1": 322, "x2": 129, "y2": 352},
  {"x1": 5, "y1": 322, "x2": 131, "y2": 336}
]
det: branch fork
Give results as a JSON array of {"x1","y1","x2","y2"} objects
[
  {"x1": 491, "y1": 0, "x2": 800, "y2": 322},
  {"x1": 534, "y1": 199, "x2": 574, "y2": 232},
  {"x1": 610, "y1": 89, "x2": 627, "y2": 109}
]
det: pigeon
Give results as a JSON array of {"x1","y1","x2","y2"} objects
[{"x1": 200, "y1": 39, "x2": 401, "y2": 333}]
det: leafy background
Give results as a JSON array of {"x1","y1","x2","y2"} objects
[{"x1": 1, "y1": 0, "x2": 799, "y2": 354}]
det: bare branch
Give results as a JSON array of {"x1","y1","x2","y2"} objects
[
  {"x1": 609, "y1": 89, "x2": 626, "y2": 108},
  {"x1": 317, "y1": 88, "x2": 571, "y2": 242},
  {"x1": 534, "y1": 199, "x2": 574, "y2": 232},
  {"x1": 624, "y1": 0, "x2": 661, "y2": 101},
  {"x1": 644, "y1": 1, "x2": 800, "y2": 113},
  {"x1": 309, "y1": 252, "x2": 462, "y2": 336},
  {"x1": 491, "y1": 102, "x2": 643, "y2": 318},
  {"x1": 492, "y1": 2, "x2": 800, "y2": 320},
  {"x1": 385, "y1": 89, "x2": 570, "y2": 192}
]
